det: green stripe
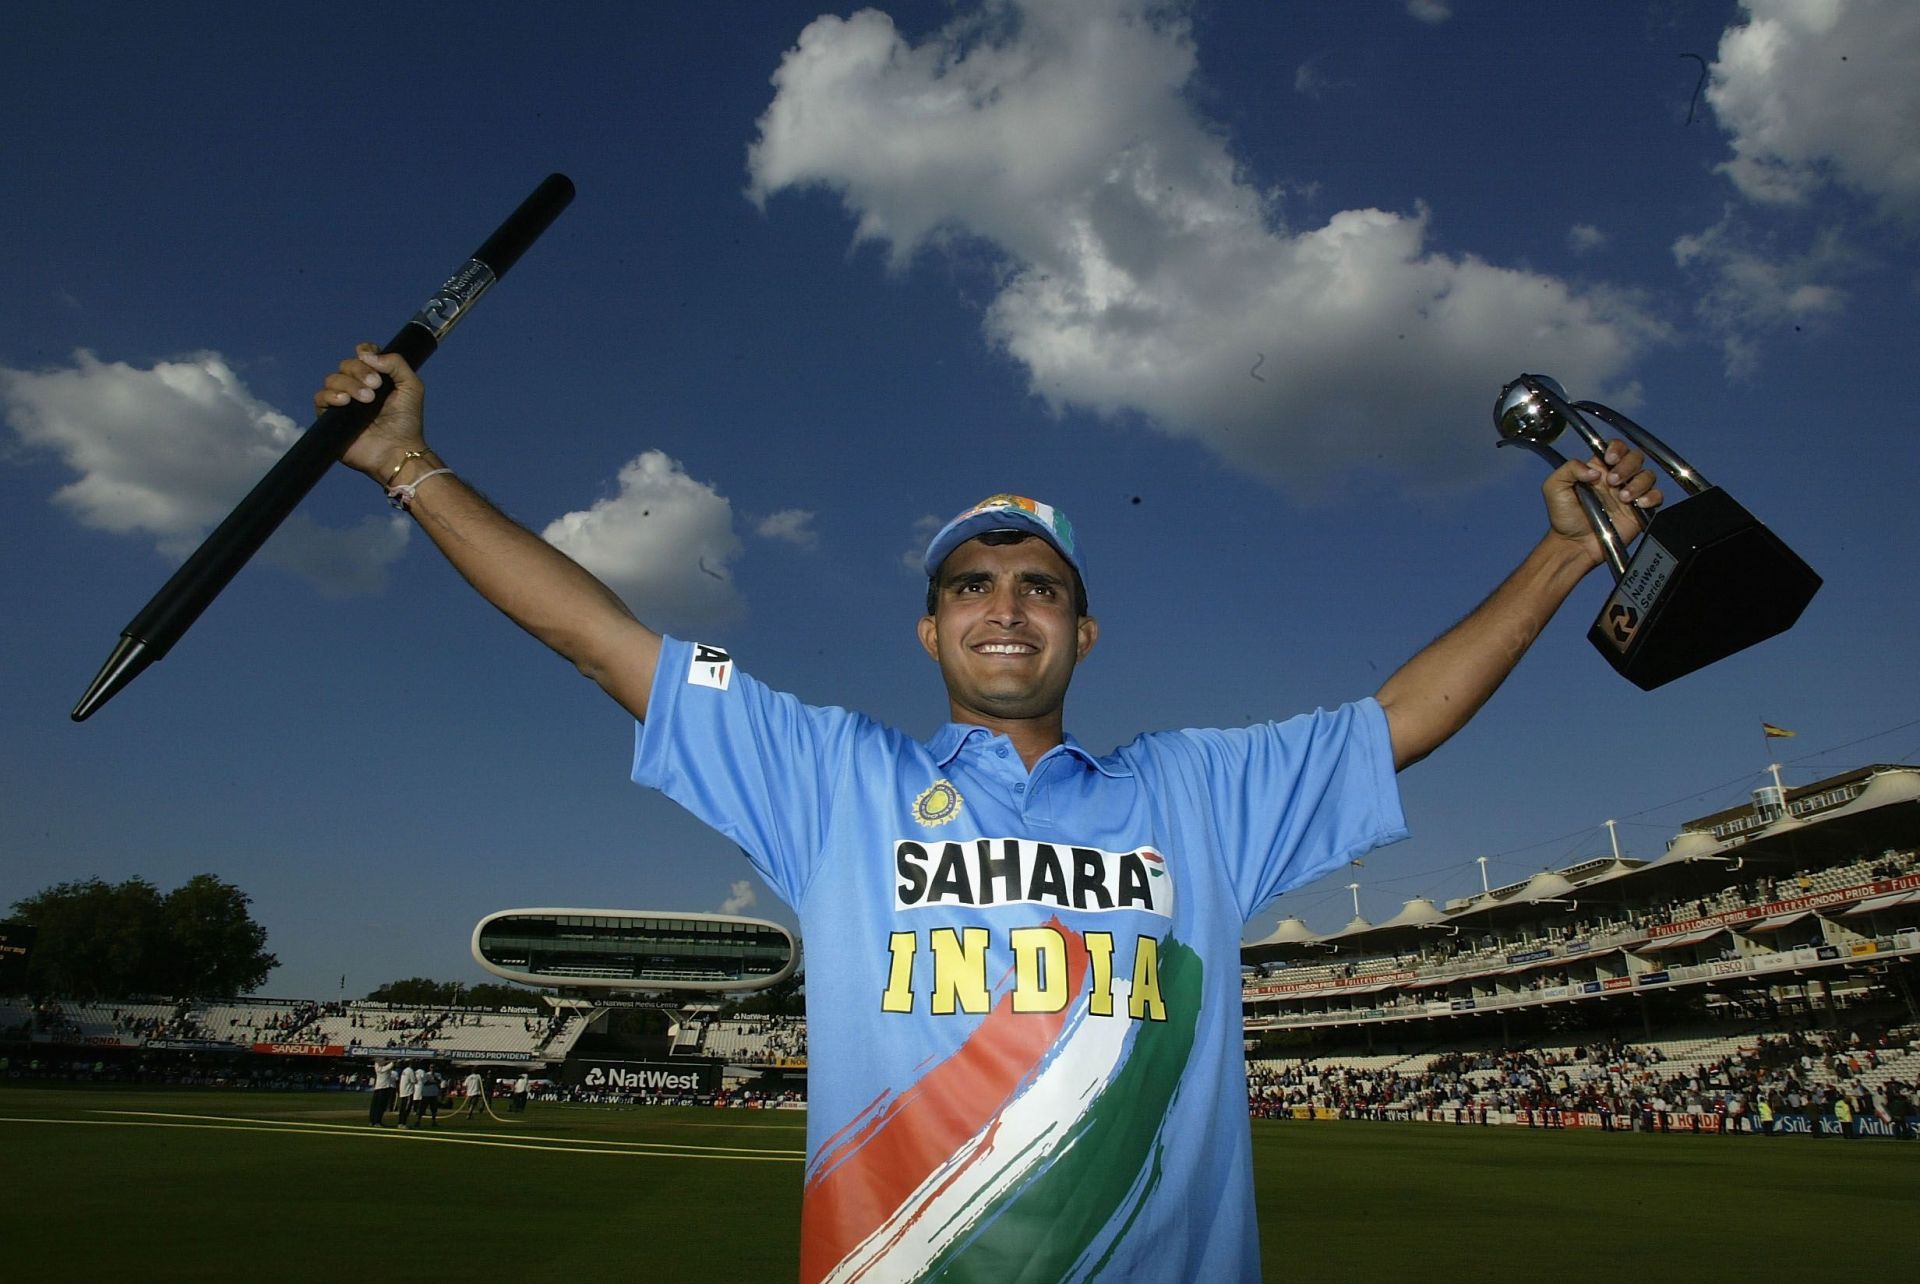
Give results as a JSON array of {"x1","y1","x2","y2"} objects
[{"x1": 922, "y1": 938, "x2": 1202, "y2": 1283}]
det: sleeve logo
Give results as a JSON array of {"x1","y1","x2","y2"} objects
[{"x1": 688, "y1": 643, "x2": 733, "y2": 691}]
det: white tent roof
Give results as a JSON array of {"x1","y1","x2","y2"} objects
[
  {"x1": 1326, "y1": 915, "x2": 1374, "y2": 939},
  {"x1": 1571, "y1": 859, "x2": 1640, "y2": 884},
  {"x1": 1377, "y1": 897, "x2": 1447, "y2": 929},
  {"x1": 1823, "y1": 768, "x2": 1920, "y2": 819},
  {"x1": 1248, "y1": 916, "x2": 1322, "y2": 947},
  {"x1": 1653, "y1": 830, "x2": 1728, "y2": 867},
  {"x1": 1510, "y1": 870, "x2": 1577, "y2": 903}
]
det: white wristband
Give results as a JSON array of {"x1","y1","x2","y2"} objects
[{"x1": 387, "y1": 468, "x2": 454, "y2": 511}]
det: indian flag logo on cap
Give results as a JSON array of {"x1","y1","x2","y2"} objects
[{"x1": 966, "y1": 495, "x2": 1074, "y2": 558}]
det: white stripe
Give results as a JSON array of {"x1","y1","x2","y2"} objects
[
  {"x1": 825, "y1": 983, "x2": 1135, "y2": 1284},
  {"x1": 0, "y1": 1113, "x2": 806, "y2": 1162}
]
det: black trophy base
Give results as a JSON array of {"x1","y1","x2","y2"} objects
[{"x1": 1588, "y1": 487, "x2": 1820, "y2": 690}]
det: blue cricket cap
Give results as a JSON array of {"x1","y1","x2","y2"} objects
[{"x1": 922, "y1": 494, "x2": 1085, "y2": 592}]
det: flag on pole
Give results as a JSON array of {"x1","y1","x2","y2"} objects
[{"x1": 1762, "y1": 723, "x2": 1797, "y2": 739}]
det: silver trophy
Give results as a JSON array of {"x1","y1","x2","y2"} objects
[{"x1": 1495, "y1": 374, "x2": 1819, "y2": 690}]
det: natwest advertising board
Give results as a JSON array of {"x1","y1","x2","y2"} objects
[{"x1": 562, "y1": 1058, "x2": 720, "y2": 1095}]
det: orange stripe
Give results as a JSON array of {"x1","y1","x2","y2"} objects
[{"x1": 799, "y1": 921, "x2": 1088, "y2": 1284}]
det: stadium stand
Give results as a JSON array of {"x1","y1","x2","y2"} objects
[
  {"x1": 7, "y1": 763, "x2": 1914, "y2": 1136},
  {"x1": 0, "y1": 996, "x2": 584, "y2": 1063},
  {"x1": 695, "y1": 1015, "x2": 809, "y2": 1066},
  {"x1": 1244, "y1": 767, "x2": 1919, "y2": 1031},
  {"x1": 1239, "y1": 764, "x2": 1920, "y2": 1136},
  {"x1": 1248, "y1": 1021, "x2": 1919, "y2": 1132}
]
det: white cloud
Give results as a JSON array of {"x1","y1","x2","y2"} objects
[
  {"x1": 1567, "y1": 224, "x2": 1608, "y2": 255},
  {"x1": 748, "y1": 0, "x2": 1663, "y2": 493},
  {"x1": 1708, "y1": 0, "x2": 1920, "y2": 219},
  {"x1": 265, "y1": 513, "x2": 411, "y2": 599},
  {"x1": 903, "y1": 512, "x2": 945, "y2": 574},
  {"x1": 1674, "y1": 1, "x2": 1917, "y2": 375},
  {"x1": 719, "y1": 879, "x2": 757, "y2": 915},
  {"x1": 2, "y1": 351, "x2": 298, "y2": 549},
  {"x1": 754, "y1": 508, "x2": 819, "y2": 547},
  {"x1": 541, "y1": 451, "x2": 746, "y2": 633},
  {"x1": 0, "y1": 350, "x2": 408, "y2": 595},
  {"x1": 1405, "y1": 0, "x2": 1451, "y2": 24},
  {"x1": 1292, "y1": 61, "x2": 1330, "y2": 100},
  {"x1": 1672, "y1": 212, "x2": 1851, "y2": 376}
]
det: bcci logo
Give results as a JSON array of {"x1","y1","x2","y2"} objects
[{"x1": 912, "y1": 779, "x2": 963, "y2": 827}]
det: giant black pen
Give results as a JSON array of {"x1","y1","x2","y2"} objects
[{"x1": 71, "y1": 173, "x2": 576, "y2": 722}]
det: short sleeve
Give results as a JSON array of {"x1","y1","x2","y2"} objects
[
  {"x1": 631, "y1": 636, "x2": 868, "y2": 907},
  {"x1": 1132, "y1": 698, "x2": 1407, "y2": 919}
]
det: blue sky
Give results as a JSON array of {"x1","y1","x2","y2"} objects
[{"x1": 5, "y1": 0, "x2": 1917, "y2": 998}]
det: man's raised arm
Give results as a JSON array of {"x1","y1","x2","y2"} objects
[
  {"x1": 1375, "y1": 441, "x2": 1661, "y2": 771},
  {"x1": 317, "y1": 345, "x2": 662, "y2": 720}
]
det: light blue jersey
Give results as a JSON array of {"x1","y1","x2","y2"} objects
[{"x1": 634, "y1": 636, "x2": 1407, "y2": 1283}]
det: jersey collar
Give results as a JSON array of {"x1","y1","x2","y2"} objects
[{"x1": 924, "y1": 722, "x2": 1133, "y2": 778}]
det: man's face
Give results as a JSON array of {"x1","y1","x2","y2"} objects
[{"x1": 917, "y1": 534, "x2": 1097, "y2": 725}]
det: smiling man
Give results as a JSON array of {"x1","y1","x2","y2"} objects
[
  {"x1": 917, "y1": 497, "x2": 1096, "y2": 756},
  {"x1": 317, "y1": 347, "x2": 1658, "y2": 1282}
]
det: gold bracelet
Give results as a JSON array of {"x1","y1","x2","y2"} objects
[{"x1": 383, "y1": 450, "x2": 428, "y2": 487}]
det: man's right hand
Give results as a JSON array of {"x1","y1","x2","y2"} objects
[{"x1": 315, "y1": 344, "x2": 430, "y2": 483}]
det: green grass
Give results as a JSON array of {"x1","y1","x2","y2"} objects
[
  {"x1": 1, "y1": 1086, "x2": 1911, "y2": 1281},
  {"x1": 0, "y1": 1086, "x2": 805, "y2": 1282},
  {"x1": 1251, "y1": 1117, "x2": 1914, "y2": 1280}
]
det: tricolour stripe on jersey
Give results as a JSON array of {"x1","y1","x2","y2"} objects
[{"x1": 804, "y1": 928, "x2": 1202, "y2": 1284}]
